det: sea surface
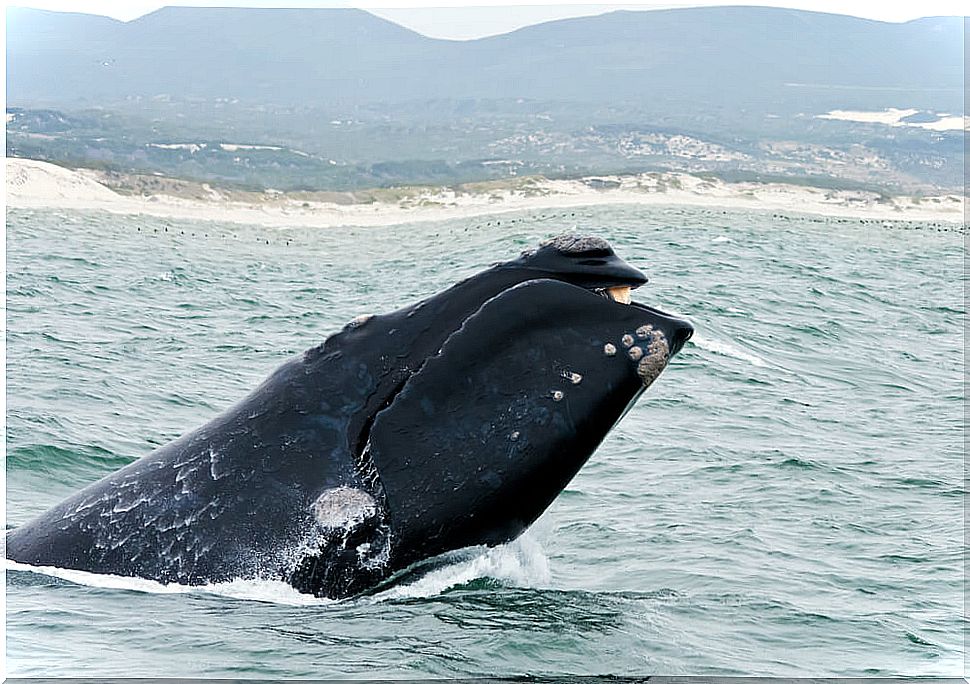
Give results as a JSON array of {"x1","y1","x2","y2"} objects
[{"x1": 5, "y1": 205, "x2": 965, "y2": 677}]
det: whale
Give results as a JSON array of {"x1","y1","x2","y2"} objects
[{"x1": 6, "y1": 234, "x2": 694, "y2": 599}]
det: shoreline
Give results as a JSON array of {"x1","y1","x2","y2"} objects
[{"x1": 6, "y1": 158, "x2": 965, "y2": 227}]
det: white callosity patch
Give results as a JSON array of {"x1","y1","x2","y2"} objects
[
  {"x1": 311, "y1": 487, "x2": 378, "y2": 530},
  {"x1": 561, "y1": 370, "x2": 583, "y2": 385},
  {"x1": 299, "y1": 487, "x2": 392, "y2": 578},
  {"x1": 636, "y1": 329, "x2": 670, "y2": 388},
  {"x1": 603, "y1": 329, "x2": 670, "y2": 388},
  {"x1": 539, "y1": 234, "x2": 611, "y2": 253}
]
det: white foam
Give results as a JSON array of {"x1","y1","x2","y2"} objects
[
  {"x1": 7, "y1": 535, "x2": 551, "y2": 605},
  {"x1": 690, "y1": 333, "x2": 767, "y2": 367},
  {"x1": 200, "y1": 578, "x2": 333, "y2": 605},
  {"x1": 7, "y1": 559, "x2": 191, "y2": 594},
  {"x1": 6, "y1": 559, "x2": 330, "y2": 605},
  {"x1": 373, "y1": 534, "x2": 551, "y2": 601}
]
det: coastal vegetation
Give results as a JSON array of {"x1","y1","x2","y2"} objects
[{"x1": 6, "y1": 6, "x2": 964, "y2": 195}]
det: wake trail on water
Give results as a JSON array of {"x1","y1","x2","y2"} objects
[
  {"x1": 641, "y1": 304, "x2": 768, "y2": 371},
  {"x1": 689, "y1": 333, "x2": 768, "y2": 367},
  {"x1": 5, "y1": 534, "x2": 551, "y2": 606}
]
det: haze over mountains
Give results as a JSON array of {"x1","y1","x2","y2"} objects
[
  {"x1": 8, "y1": 5, "x2": 964, "y2": 112},
  {"x1": 6, "y1": 5, "x2": 966, "y2": 191}
]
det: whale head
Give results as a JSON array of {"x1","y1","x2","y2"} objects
[{"x1": 354, "y1": 235, "x2": 693, "y2": 572}]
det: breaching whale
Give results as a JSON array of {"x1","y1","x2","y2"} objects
[{"x1": 7, "y1": 235, "x2": 694, "y2": 598}]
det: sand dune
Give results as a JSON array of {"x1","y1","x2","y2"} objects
[
  {"x1": 6, "y1": 157, "x2": 965, "y2": 227},
  {"x1": 7, "y1": 158, "x2": 123, "y2": 204}
]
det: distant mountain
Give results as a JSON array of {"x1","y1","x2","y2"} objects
[
  {"x1": 5, "y1": 6, "x2": 965, "y2": 192},
  {"x1": 459, "y1": 8, "x2": 964, "y2": 113},
  {"x1": 6, "y1": 7, "x2": 440, "y2": 107},
  {"x1": 6, "y1": 6, "x2": 965, "y2": 114}
]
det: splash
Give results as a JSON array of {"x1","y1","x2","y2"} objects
[
  {"x1": 372, "y1": 534, "x2": 552, "y2": 601},
  {"x1": 199, "y1": 578, "x2": 334, "y2": 605}
]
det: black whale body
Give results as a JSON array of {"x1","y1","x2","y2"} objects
[{"x1": 7, "y1": 235, "x2": 693, "y2": 598}]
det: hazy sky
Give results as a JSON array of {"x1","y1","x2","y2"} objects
[{"x1": 7, "y1": 1, "x2": 967, "y2": 40}]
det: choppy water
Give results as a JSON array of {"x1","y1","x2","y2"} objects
[{"x1": 5, "y1": 205, "x2": 965, "y2": 677}]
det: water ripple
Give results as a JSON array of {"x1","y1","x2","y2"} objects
[{"x1": 5, "y1": 205, "x2": 963, "y2": 677}]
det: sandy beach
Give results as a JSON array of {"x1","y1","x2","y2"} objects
[{"x1": 6, "y1": 157, "x2": 965, "y2": 227}]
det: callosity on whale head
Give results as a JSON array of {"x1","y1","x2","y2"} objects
[{"x1": 7, "y1": 234, "x2": 692, "y2": 599}]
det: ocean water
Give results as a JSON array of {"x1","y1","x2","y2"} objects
[{"x1": 5, "y1": 205, "x2": 965, "y2": 677}]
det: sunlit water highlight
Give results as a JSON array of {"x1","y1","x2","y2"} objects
[{"x1": 5, "y1": 205, "x2": 965, "y2": 677}]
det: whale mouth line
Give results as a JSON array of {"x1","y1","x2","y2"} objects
[{"x1": 593, "y1": 284, "x2": 638, "y2": 305}]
